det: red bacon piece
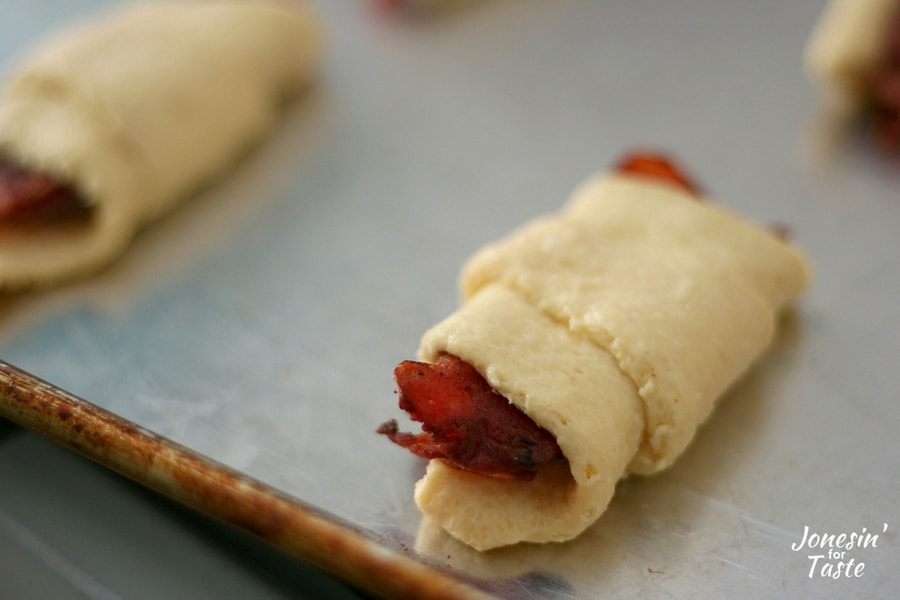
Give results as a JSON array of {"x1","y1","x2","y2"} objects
[
  {"x1": 0, "y1": 157, "x2": 89, "y2": 223},
  {"x1": 614, "y1": 151, "x2": 702, "y2": 196},
  {"x1": 868, "y1": 7, "x2": 900, "y2": 150},
  {"x1": 377, "y1": 353, "x2": 564, "y2": 480}
]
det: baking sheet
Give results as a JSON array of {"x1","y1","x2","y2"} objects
[{"x1": 0, "y1": 0, "x2": 898, "y2": 598}]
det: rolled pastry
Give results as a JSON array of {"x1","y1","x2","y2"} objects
[
  {"x1": 383, "y1": 156, "x2": 810, "y2": 550},
  {"x1": 805, "y1": 0, "x2": 897, "y2": 103},
  {"x1": 0, "y1": 0, "x2": 322, "y2": 290},
  {"x1": 805, "y1": 0, "x2": 900, "y2": 148}
]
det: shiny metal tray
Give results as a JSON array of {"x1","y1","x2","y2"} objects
[{"x1": 1, "y1": 1, "x2": 898, "y2": 598}]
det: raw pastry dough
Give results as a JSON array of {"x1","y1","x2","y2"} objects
[
  {"x1": 0, "y1": 0, "x2": 323, "y2": 290},
  {"x1": 805, "y1": 0, "x2": 897, "y2": 104},
  {"x1": 411, "y1": 170, "x2": 810, "y2": 550}
]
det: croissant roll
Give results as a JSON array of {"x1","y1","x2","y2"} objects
[
  {"x1": 0, "y1": 0, "x2": 322, "y2": 290},
  {"x1": 805, "y1": 0, "x2": 900, "y2": 148},
  {"x1": 382, "y1": 154, "x2": 810, "y2": 550}
]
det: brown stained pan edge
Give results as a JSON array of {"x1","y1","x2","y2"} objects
[{"x1": 0, "y1": 361, "x2": 496, "y2": 600}]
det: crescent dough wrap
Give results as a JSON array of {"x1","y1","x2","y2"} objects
[
  {"x1": 805, "y1": 0, "x2": 897, "y2": 104},
  {"x1": 413, "y1": 173, "x2": 810, "y2": 550},
  {"x1": 0, "y1": 0, "x2": 322, "y2": 290}
]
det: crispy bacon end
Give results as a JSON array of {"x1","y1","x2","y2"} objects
[
  {"x1": 614, "y1": 152, "x2": 702, "y2": 196},
  {"x1": 377, "y1": 353, "x2": 564, "y2": 480},
  {"x1": 0, "y1": 157, "x2": 90, "y2": 224}
]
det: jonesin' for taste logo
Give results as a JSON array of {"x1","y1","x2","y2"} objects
[{"x1": 792, "y1": 523, "x2": 889, "y2": 579}]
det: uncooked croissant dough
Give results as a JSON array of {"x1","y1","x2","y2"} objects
[
  {"x1": 805, "y1": 0, "x2": 897, "y2": 104},
  {"x1": 414, "y1": 172, "x2": 810, "y2": 550},
  {"x1": 0, "y1": 0, "x2": 322, "y2": 290}
]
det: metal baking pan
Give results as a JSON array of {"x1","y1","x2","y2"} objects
[{"x1": 0, "y1": 0, "x2": 897, "y2": 598}]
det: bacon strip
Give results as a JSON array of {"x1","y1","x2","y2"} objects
[
  {"x1": 869, "y1": 6, "x2": 900, "y2": 150},
  {"x1": 0, "y1": 157, "x2": 90, "y2": 224},
  {"x1": 377, "y1": 353, "x2": 564, "y2": 480}
]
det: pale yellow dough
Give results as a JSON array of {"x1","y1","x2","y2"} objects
[
  {"x1": 805, "y1": 0, "x2": 897, "y2": 105},
  {"x1": 0, "y1": 0, "x2": 323, "y2": 290},
  {"x1": 411, "y1": 173, "x2": 810, "y2": 551},
  {"x1": 417, "y1": 284, "x2": 644, "y2": 550}
]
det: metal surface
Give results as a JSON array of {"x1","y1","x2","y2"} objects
[
  {"x1": 1, "y1": 0, "x2": 898, "y2": 598},
  {"x1": 0, "y1": 362, "x2": 490, "y2": 599},
  {"x1": 0, "y1": 421, "x2": 375, "y2": 600}
]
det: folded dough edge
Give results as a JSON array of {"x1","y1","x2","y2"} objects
[{"x1": 417, "y1": 283, "x2": 644, "y2": 550}]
